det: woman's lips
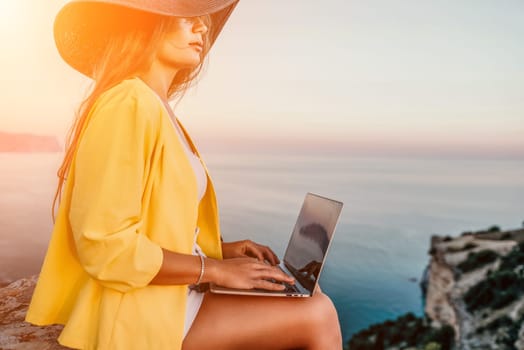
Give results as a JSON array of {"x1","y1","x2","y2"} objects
[{"x1": 189, "y1": 42, "x2": 203, "y2": 52}]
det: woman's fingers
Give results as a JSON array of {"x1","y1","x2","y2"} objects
[
  {"x1": 259, "y1": 245, "x2": 280, "y2": 265},
  {"x1": 221, "y1": 240, "x2": 281, "y2": 266},
  {"x1": 254, "y1": 279, "x2": 287, "y2": 291},
  {"x1": 255, "y1": 264, "x2": 294, "y2": 285},
  {"x1": 249, "y1": 265, "x2": 295, "y2": 291},
  {"x1": 245, "y1": 241, "x2": 280, "y2": 265},
  {"x1": 214, "y1": 257, "x2": 295, "y2": 291},
  {"x1": 245, "y1": 243, "x2": 265, "y2": 262}
]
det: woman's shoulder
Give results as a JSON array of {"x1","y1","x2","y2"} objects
[
  {"x1": 89, "y1": 77, "x2": 163, "y2": 125},
  {"x1": 97, "y1": 77, "x2": 161, "y2": 111}
]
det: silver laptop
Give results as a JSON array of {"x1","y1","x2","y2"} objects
[{"x1": 209, "y1": 192, "x2": 343, "y2": 297}]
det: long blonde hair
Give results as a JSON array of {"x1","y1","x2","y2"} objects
[{"x1": 52, "y1": 13, "x2": 211, "y2": 222}]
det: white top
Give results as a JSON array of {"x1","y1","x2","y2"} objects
[
  {"x1": 158, "y1": 99, "x2": 208, "y2": 339},
  {"x1": 169, "y1": 118, "x2": 207, "y2": 203},
  {"x1": 147, "y1": 81, "x2": 208, "y2": 202}
]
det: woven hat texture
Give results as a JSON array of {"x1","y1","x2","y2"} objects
[{"x1": 54, "y1": 0, "x2": 239, "y2": 77}]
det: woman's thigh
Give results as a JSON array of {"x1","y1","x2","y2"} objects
[{"x1": 182, "y1": 291, "x2": 341, "y2": 350}]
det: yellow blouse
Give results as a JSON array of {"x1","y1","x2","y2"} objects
[{"x1": 25, "y1": 77, "x2": 223, "y2": 350}]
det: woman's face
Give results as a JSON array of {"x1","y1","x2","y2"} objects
[{"x1": 155, "y1": 16, "x2": 209, "y2": 70}]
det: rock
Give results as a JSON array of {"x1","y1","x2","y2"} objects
[
  {"x1": 0, "y1": 275, "x2": 67, "y2": 350},
  {"x1": 0, "y1": 131, "x2": 61, "y2": 152},
  {"x1": 516, "y1": 323, "x2": 524, "y2": 350},
  {"x1": 425, "y1": 230, "x2": 524, "y2": 350},
  {"x1": 423, "y1": 247, "x2": 457, "y2": 332}
]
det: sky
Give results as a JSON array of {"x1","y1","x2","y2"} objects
[{"x1": 0, "y1": 0, "x2": 523, "y2": 158}]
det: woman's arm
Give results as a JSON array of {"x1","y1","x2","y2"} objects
[
  {"x1": 149, "y1": 248, "x2": 294, "y2": 291},
  {"x1": 69, "y1": 89, "x2": 165, "y2": 293}
]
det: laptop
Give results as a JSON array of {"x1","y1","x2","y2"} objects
[{"x1": 209, "y1": 192, "x2": 343, "y2": 297}]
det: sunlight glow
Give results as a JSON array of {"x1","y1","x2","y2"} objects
[
  {"x1": 0, "y1": 0, "x2": 523, "y2": 159},
  {"x1": 0, "y1": 2, "x2": 21, "y2": 28}
]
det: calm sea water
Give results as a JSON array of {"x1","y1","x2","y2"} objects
[{"x1": 1, "y1": 152, "x2": 523, "y2": 342}]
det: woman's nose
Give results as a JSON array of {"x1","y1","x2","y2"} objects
[{"x1": 193, "y1": 17, "x2": 208, "y2": 35}]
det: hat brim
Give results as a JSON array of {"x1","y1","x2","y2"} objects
[{"x1": 54, "y1": 0, "x2": 239, "y2": 78}]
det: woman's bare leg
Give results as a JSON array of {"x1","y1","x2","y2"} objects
[{"x1": 182, "y1": 291, "x2": 342, "y2": 350}]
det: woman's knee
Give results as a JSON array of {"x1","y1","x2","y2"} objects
[
  {"x1": 311, "y1": 294, "x2": 342, "y2": 349},
  {"x1": 309, "y1": 292, "x2": 339, "y2": 323},
  {"x1": 304, "y1": 293, "x2": 342, "y2": 341}
]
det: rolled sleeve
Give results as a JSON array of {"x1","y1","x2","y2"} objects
[{"x1": 69, "y1": 89, "x2": 163, "y2": 293}]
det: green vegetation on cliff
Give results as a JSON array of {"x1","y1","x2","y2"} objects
[
  {"x1": 476, "y1": 314, "x2": 524, "y2": 349},
  {"x1": 464, "y1": 270, "x2": 524, "y2": 311},
  {"x1": 500, "y1": 241, "x2": 524, "y2": 271},
  {"x1": 346, "y1": 313, "x2": 454, "y2": 350},
  {"x1": 464, "y1": 242, "x2": 524, "y2": 313},
  {"x1": 457, "y1": 249, "x2": 498, "y2": 273}
]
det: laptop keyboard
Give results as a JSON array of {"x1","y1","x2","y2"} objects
[
  {"x1": 275, "y1": 266, "x2": 300, "y2": 293},
  {"x1": 282, "y1": 282, "x2": 299, "y2": 293}
]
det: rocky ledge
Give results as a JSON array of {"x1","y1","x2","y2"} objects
[
  {"x1": 0, "y1": 275, "x2": 67, "y2": 350},
  {"x1": 0, "y1": 131, "x2": 61, "y2": 152}
]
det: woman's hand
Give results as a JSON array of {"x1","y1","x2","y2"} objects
[
  {"x1": 206, "y1": 257, "x2": 294, "y2": 291},
  {"x1": 222, "y1": 240, "x2": 280, "y2": 265}
]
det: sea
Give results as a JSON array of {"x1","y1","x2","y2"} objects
[{"x1": 1, "y1": 152, "x2": 523, "y2": 343}]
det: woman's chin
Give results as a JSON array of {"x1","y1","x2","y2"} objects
[{"x1": 171, "y1": 57, "x2": 202, "y2": 71}]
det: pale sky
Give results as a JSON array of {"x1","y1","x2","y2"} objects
[{"x1": 0, "y1": 0, "x2": 523, "y2": 158}]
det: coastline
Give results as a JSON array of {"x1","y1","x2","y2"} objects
[
  {"x1": 3, "y1": 226, "x2": 524, "y2": 349},
  {"x1": 347, "y1": 226, "x2": 524, "y2": 349}
]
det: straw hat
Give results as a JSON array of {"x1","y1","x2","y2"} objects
[{"x1": 54, "y1": 0, "x2": 239, "y2": 77}]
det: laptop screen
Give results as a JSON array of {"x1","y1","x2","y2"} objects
[{"x1": 283, "y1": 193, "x2": 343, "y2": 292}]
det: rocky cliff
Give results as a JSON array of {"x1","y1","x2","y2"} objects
[
  {"x1": 0, "y1": 276, "x2": 66, "y2": 349},
  {"x1": 0, "y1": 131, "x2": 61, "y2": 152},
  {"x1": 424, "y1": 228, "x2": 524, "y2": 349},
  {"x1": 347, "y1": 226, "x2": 524, "y2": 350}
]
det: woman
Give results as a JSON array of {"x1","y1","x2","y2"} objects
[{"x1": 26, "y1": 0, "x2": 342, "y2": 349}]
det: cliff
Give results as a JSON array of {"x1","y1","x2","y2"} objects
[
  {"x1": 0, "y1": 276, "x2": 67, "y2": 349},
  {"x1": 0, "y1": 131, "x2": 61, "y2": 152},
  {"x1": 347, "y1": 226, "x2": 524, "y2": 350},
  {"x1": 424, "y1": 228, "x2": 524, "y2": 349}
]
